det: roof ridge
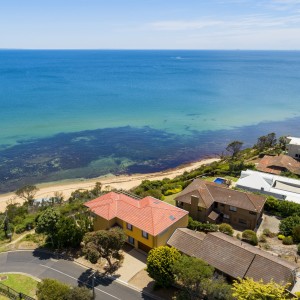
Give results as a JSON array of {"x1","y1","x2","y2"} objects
[
  {"x1": 203, "y1": 182, "x2": 216, "y2": 208},
  {"x1": 245, "y1": 193, "x2": 258, "y2": 211}
]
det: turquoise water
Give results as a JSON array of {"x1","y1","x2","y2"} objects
[{"x1": 1, "y1": 50, "x2": 300, "y2": 192}]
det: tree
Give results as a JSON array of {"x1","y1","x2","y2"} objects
[
  {"x1": 36, "y1": 278, "x2": 69, "y2": 300},
  {"x1": 278, "y1": 136, "x2": 287, "y2": 151},
  {"x1": 205, "y1": 277, "x2": 234, "y2": 300},
  {"x1": 226, "y1": 141, "x2": 243, "y2": 158},
  {"x1": 172, "y1": 255, "x2": 214, "y2": 299},
  {"x1": 55, "y1": 216, "x2": 86, "y2": 249},
  {"x1": 68, "y1": 286, "x2": 93, "y2": 300},
  {"x1": 35, "y1": 207, "x2": 60, "y2": 247},
  {"x1": 146, "y1": 246, "x2": 181, "y2": 288},
  {"x1": 255, "y1": 133, "x2": 277, "y2": 151},
  {"x1": 15, "y1": 185, "x2": 39, "y2": 205},
  {"x1": 279, "y1": 215, "x2": 300, "y2": 236},
  {"x1": 232, "y1": 278, "x2": 290, "y2": 300},
  {"x1": 90, "y1": 182, "x2": 102, "y2": 197},
  {"x1": 83, "y1": 227, "x2": 126, "y2": 269}
]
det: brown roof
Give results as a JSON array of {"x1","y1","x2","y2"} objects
[
  {"x1": 207, "y1": 210, "x2": 220, "y2": 221},
  {"x1": 257, "y1": 154, "x2": 300, "y2": 175},
  {"x1": 175, "y1": 179, "x2": 214, "y2": 208},
  {"x1": 167, "y1": 228, "x2": 206, "y2": 257},
  {"x1": 167, "y1": 229, "x2": 297, "y2": 285},
  {"x1": 175, "y1": 179, "x2": 266, "y2": 213}
]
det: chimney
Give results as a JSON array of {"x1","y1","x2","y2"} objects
[{"x1": 190, "y1": 195, "x2": 199, "y2": 218}]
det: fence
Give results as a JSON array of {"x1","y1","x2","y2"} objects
[{"x1": 0, "y1": 282, "x2": 35, "y2": 300}]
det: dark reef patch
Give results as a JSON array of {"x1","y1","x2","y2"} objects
[{"x1": 0, "y1": 117, "x2": 300, "y2": 193}]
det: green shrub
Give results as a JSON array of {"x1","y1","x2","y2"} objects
[
  {"x1": 282, "y1": 236, "x2": 293, "y2": 245},
  {"x1": 236, "y1": 233, "x2": 241, "y2": 240},
  {"x1": 293, "y1": 225, "x2": 300, "y2": 243},
  {"x1": 242, "y1": 230, "x2": 258, "y2": 246},
  {"x1": 15, "y1": 223, "x2": 27, "y2": 234},
  {"x1": 279, "y1": 215, "x2": 300, "y2": 236},
  {"x1": 262, "y1": 243, "x2": 271, "y2": 250},
  {"x1": 219, "y1": 223, "x2": 234, "y2": 236},
  {"x1": 164, "y1": 187, "x2": 182, "y2": 196},
  {"x1": 277, "y1": 234, "x2": 285, "y2": 240},
  {"x1": 259, "y1": 234, "x2": 267, "y2": 243},
  {"x1": 188, "y1": 217, "x2": 218, "y2": 232},
  {"x1": 263, "y1": 228, "x2": 276, "y2": 238}
]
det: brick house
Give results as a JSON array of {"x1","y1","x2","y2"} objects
[
  {"x1": 168, "y1": 228, "x2": 297, "y2": 287},
  {"x1": 175, "y1": 179, "x2": 266, "y2": 230}
]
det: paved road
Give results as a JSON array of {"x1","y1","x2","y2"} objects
[{"x1": 0, "y1": 250, "x2": 155, "y2": 300}]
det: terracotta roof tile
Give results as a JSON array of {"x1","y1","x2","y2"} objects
[
  {"x1": 257, "y1": 154, "x2": 300, "y2": 175},
  {"x1": 85, "y1": 192, "x2": 188, "y2": 236}
]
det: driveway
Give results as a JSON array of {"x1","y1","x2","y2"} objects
[{"x1": 116, "y1": 248, "x2": 147, "y2": 283}]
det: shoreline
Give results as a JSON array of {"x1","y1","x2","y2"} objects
[{"x1": 0, "y1": 157, "x2": 219, "y2": 212}]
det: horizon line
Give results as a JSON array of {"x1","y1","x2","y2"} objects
[{"x1": 0, "y1": 48, "x2": 300, "y2": 51}]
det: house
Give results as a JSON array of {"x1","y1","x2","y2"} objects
[
  {"x1": 168, "y1": 228, "x2": 297, "y2": 287},
  {"x1": 236, "y1": 169, "x2": 300, "y2": 204},
  {"x1": 286, "y1": 136, "x2": 300, "y2": 160},
  {"x1": 84, "y1": 191, "x2": 189, "y2": 252},
  {"x1": 175, "y1": 179, "x2": 266, "y2": 230},
  {"x1": 257, "y1": 154, "x2": 300, "y2": 175}
]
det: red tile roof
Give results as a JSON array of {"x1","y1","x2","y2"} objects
[
  {"x1": 85, "y1": 192, "x2": 188, "y2": 236},
  {"x1": 257, "y1": 154, "x2": 300, "y2": 175}
]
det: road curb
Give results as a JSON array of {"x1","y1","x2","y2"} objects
[{"x1": 2, "y1": 248, "x2": 165, "y2": 300}]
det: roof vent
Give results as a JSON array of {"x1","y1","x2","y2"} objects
[
  {"x1": 169, "y1": 215, "x2": 176, "y2": 221},
  {"x1": 154, "y1": 200, "x2": 160, "y2": 204}
]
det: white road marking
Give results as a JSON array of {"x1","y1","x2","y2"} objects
[{"x1": 40, "y1": 264, "x2": 121, "y2": 300}]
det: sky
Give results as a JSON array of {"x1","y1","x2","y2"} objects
[{"x1": 1, "y1": 0, "x2": 300, "y2": 49}]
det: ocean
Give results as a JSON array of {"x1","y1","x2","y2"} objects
[{"x1": 1, "y1": 50, "x2": 300, "y2": 192}]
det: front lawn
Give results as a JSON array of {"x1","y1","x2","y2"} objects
[{"x1": 0, "y1": 273, "x2": 38, "y2": 299}]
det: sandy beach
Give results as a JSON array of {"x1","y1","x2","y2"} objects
[{"x1": 0, "y1": 157, "x2": 219, "y2": 212}]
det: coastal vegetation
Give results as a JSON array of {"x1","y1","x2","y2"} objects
[{"x1": 132, "y1": 132, "x2": 291, "y2": 200}]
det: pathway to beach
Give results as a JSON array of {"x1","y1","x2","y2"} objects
[{"x1": 0, "y1": 158, "x2": 219, "y2": 212}]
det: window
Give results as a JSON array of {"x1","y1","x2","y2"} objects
[
  {"x1": 249, "y1": 211, "x2": 257, "y2": 215},
  {"x1": 223, "y1": 214, "x2": 230, "y2": 219},
  {"x1": 178, "y1": 201, "x2": 183, "y2": 207},
  {"x1": 229, "y1": 206, "x2": 237, "y2": 212},
  {"x1": 296, "y1": 154, "x2": 299, "y2": 158},
  {"x1": 142, "y1": 231, "x2": 148, "y2": 239},
  {"x1": 126, "y1": 223, "x2": 133, "y2": 231},
  {"x1": 128, "y1": 236, "x2": 135, "y2": 245},
  {"x1": 239, "y1": 219, "x2": 247, "y2": 225}
]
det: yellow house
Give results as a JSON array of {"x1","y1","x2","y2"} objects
[{"x1": 85, "y1": 191, "x2": 189, "y2": 252}]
